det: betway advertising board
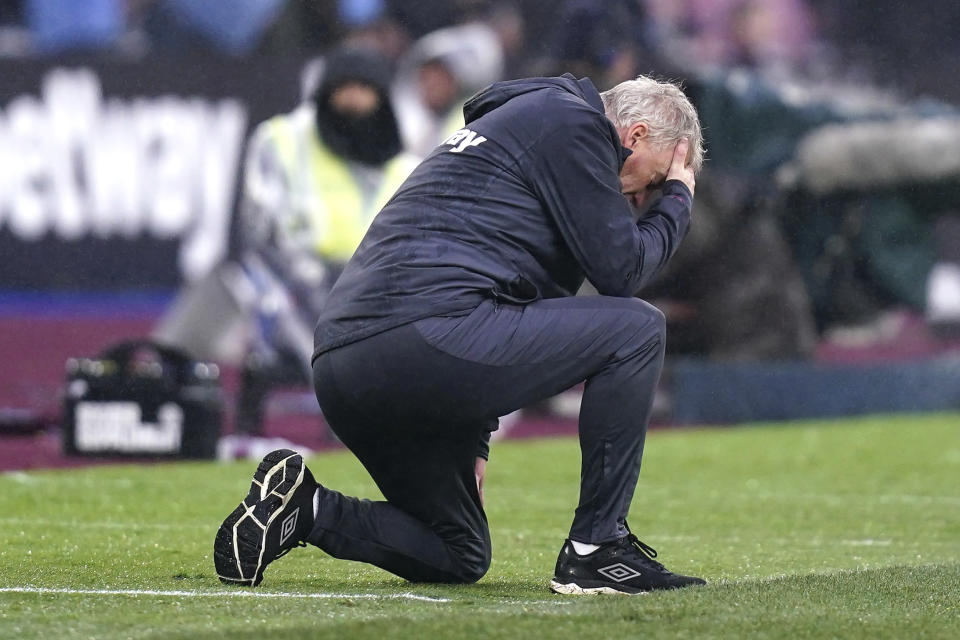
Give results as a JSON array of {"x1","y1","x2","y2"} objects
[{"x1": 0, "y1": 57, "x2": 302, "y2": 290}]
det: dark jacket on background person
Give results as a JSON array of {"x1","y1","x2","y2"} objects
[{"x1": 313, "y1": 74, "x2": 692, "y2": 359}]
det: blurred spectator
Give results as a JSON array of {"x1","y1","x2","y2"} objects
[
  {"x1": 644, "y1": 0, "x2": 817, "y2": 76},
  {"x1": 233, "y1": 46, "x2": 418, "y2": 436},
  {"x1": 154, "y1": 47, "x2": 419, "y2": 437},
  {"x1": 393, "y1": 20, "x2": 504, "y2": 156},
  {"x1": 473, "y1": 2, "x2": 525, "y2": 78}
]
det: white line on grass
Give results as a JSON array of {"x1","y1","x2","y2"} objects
[
  {"x1": 0, "y1": 587, "x2": 449, "y2": 603},
  {"x1": 0, "y1": 518, "x2": 206, "y2": 530}
]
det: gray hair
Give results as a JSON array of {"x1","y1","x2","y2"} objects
[{"x1": 601, "y1": 76, "x2": 705, "y2": 173}]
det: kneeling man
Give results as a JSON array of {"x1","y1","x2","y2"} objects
[{"x1": 215, "y1": 72, "x2": 705, "y2": 595}]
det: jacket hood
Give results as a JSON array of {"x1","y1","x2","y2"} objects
[
  {"x1": 312, "y1": 46, "x2": 402, "y2": 165},
  {"x1": 463, "y1": 73, "x2": 605, "y2": 124},
  {"x1": 315, "y1": 47, "x2": 395, "y2": 99}
]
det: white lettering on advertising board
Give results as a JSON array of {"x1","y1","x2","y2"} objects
[
  {"x1": 0, "y1": 68, "x2": 248, "y2": 281},
  {"x1": 75, "y1": 401, "x2": 184, "y2": 453}
]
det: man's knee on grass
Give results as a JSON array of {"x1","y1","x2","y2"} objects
[{"x1": 442, "y1": 539, "x2": 491, "y2": 584}]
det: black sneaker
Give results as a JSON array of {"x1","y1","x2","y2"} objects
[
  {"x1": 214, "y1": 449, "x2": 316, "y2": 586},
  {"x1": 549, "y1": 534, "x2": 706, "y2": 595}
]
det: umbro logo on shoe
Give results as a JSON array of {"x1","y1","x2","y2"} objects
[
  {"x1": 279, "y1": 507, "x2": 300, "y2": 546},
  {"x1": 213, "y1": 449, "x2": 316, "y2": 586},
  {"x1": 597, "y1": 563, "x2": 642, "y2": 582},
  {"x1": 550, "y1": 536, "x2": 706, "y2": 595}
]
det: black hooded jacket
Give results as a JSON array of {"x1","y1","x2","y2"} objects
[{"x1": 313, "y1": 74, "x2": 692, "y2": 358}]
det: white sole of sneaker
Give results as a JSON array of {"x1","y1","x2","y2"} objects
[
  {"x1": 548, "y1": 580, "x2": 648, "y2": 596},
  {"x1": 217, "y1": 451, "x2": 306, "y2": 586}
]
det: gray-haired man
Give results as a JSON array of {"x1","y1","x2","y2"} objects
[{"x1": 215, "y1": 73, "x2": 706, "y2": 594}]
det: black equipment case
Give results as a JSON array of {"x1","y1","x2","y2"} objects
[{"x1": 62, "y1": 340, "x2": 222, "y2": 458}]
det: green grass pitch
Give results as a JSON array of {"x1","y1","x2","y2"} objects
[{"x1": 2, "y1": 413, "x2": 959, "y2": 639}]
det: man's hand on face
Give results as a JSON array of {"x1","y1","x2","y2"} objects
[{"x1": 667, "y1": 139, "x2": 695, "y2": 197}]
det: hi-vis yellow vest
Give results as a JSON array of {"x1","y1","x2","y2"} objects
[{"x1": 262, "y1": 106, "x2": 417, "y2": 263}]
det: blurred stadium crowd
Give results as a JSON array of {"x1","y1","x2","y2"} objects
[{"x1": 2, "y1": 0, "x2": 960, "y2": 460}]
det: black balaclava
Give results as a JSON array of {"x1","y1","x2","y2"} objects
[{"x1": 313, "y1": 47, "x2": 402, "y2": 166}]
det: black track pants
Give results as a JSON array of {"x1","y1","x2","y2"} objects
[{"x1": 309, "y1": 296, "x2": 665, "y2": 582}]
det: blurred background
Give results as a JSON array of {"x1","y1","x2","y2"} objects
[{"x1": 2, "y1": 0, "x2": 960, "y2": 469}]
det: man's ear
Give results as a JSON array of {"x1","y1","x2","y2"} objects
[{"x1": 626, "y1": 122, "x2": 649, "y2": 148}]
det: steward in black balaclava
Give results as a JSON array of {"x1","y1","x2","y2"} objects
[{"x1": 313, "y1": 47, "x2": 403, "y2": 166}]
